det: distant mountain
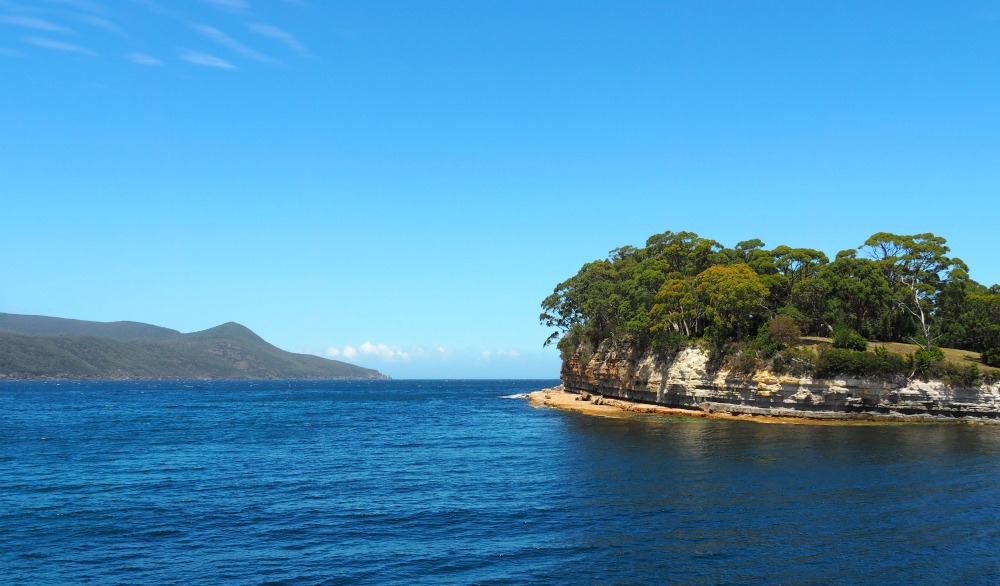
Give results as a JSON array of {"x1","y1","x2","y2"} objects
[
  {"x1": 0, "y1": 313, "x2": 387, "y2": 381},
  {"x1": 0, "y1": 312, "x2": 181, "y2": 341}
]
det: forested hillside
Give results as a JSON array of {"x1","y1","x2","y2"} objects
[
  {"x1": 0, "y1": 313, "x2": 182, "y2": 341},
  {"x1": 0, "y1": 315, "x2": 387, "y2": 380},
  {"x1": 541, "y1": 231, "x2": 1000, "y2": 381}
]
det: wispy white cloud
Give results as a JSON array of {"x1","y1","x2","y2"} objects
[
  {"x1": 127, "y1": 51, "x2": 161, "y2": 66},
  {"x1": 482, "y1": 348, "x2": 522, "y2": 361},
  {"x1": 180, "y1": 49, "x2": 236, "y2": 69},
  {"x1": 321, "y1": 342, "x2": 453, "y2": 362},
  {"x1": 1, "y1": 15, "x2": 68, "y2": 32},
  {"x1": 248, "y1": 22, "x2": 307, "y2": 56},
  {"x1": 27, "y1": 36, "x2": 95, "y2": 55},
  {"x1": 8, "y1": 0, "x2": 308, "y2": 70},
  {"x1": 360, "y1": 341, "x2": 410, "y2": 361},
  {"x1": 194, "y1": 23, "x2": 274, "y2": 63}
]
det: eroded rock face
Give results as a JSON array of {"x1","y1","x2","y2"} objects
[{"x1": 561, "y1": 344, "x2": 1000, "y2": 422}]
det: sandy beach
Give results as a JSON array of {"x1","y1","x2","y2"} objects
[{"x1": 528, "y1": 385, "x2": 716, "y2": 419}]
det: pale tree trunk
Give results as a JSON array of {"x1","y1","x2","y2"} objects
[{"x1": 900, "y1": 280, "x2": 933, "y2": 352}]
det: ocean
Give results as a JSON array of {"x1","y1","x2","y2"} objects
[{"x1": 2, "y1": 380, "x2": 999, "y2": 585}]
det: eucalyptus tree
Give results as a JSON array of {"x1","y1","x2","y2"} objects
[
  {"x1": 543, "y1": 229, "x2": 998, "y2": 367},
  {"x1": 860, "y1": 232, "x2": 963, "y2": 351},
  {"x1": 644, "y1": 230, "x2": 725, "y2": 277},
  {"x1": 693, "y1": 264, "x2": 770, "y2": 342},
  {"x1": 766, "y1": 245, "x2": 829, "y2": 312},
  {"x1": 818, "y1": 252, "x2": 893, "y2": 340},
  {"x1": 651, "y1": 276, "x2": 704, "y2": 338}
]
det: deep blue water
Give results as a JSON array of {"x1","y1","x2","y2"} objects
[{"x1": 2, "y1": 380, "x2": 1000, "y2": 585}]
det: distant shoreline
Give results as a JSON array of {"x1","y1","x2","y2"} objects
[
  {"x1": 0, "y1": 313, "x2": 387, "y2": 381},
  {"x1": 0, "y1": 377, "x2": 390, "y2": 382}
]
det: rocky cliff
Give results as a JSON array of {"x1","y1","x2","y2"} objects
[{"x1": 561, "y1": 344, "x2": 1000, "y2": 422}]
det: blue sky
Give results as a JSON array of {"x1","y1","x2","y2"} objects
[{"x1": 2, "y1": 1, "x2": 999, "y2": 378}]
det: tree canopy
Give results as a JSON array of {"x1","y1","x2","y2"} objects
[{"x1": 541, "y1": 230, "x2": 1000, "y2": 364}]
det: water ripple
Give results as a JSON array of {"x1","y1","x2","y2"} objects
[{"x1": 2, "y1": 380, "x2": 1000, "y2": 584}]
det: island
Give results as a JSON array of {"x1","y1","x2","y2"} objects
[
  {"x1": 0, "y1": 313, "x2": 387, "y2": 380},
  {"x1": 537, "y1": 231, "x2": 1000, "y2": 422}
]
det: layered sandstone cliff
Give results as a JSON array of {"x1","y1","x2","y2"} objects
[{"x1": 561, "y1": 344, "x2": 1000, "y2": 422}]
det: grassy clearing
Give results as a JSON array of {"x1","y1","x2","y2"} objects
[{"x1": 801, "y1": 336, "x2": 999, "y2": 372}]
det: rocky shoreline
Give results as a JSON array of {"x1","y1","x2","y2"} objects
[
  {"x1": 541, "y1": 345, "x2": 1000, "y2": 425},
  {"x1": 528, "y1": 385, "x2": 900, "y2": 424}
]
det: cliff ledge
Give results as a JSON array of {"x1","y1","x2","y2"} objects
[{"x1": 561, "y1": 344, "x2": 1000, "y2": 423}]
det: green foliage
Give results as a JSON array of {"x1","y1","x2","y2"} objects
[
  {"x1": 765, "y1": 245, "x2": 829, "y2": 305},
  {"x1": 695, "y1": 264, "x2": 769, "y2": 343},
  {"x1": 556, "y1": 324, "x2": 585, "y2": 361},
  {"x1": 813, "y1": 256, "x2": 893, "y2": 340},
  {"x1": 770, "y1": 347, "x2": 817, "y2": 377},
  {"x1": 727, "y1": 342, "x2": 761, "y2": 376},
  {"x1": 576, "y1": 339, "x2": 595, "y2": 367},
  {"x1": 775, "y1": 304, "x2": 810, "y2": 330},
  {"x1": 832, "y1": 324, "x2": 868, "y2": 351},
  {"x1": 557, "y1": 324, "x2": 596, "y2": 365},
  {"x1": 817, "y1": 348, "x2": 908, "y2": 378},
  {"x1": 541, "y1": 229, "x2": 1000, "y2": 385},
  {"x1": 766, "y1": 315, "x2": 802, "y2": 347},
  {"x1": 650, "y1": 328, "x2": 689, "y2": 356},
  {"x1": 939, "y1": 289, "x2": 1000, "y2": 353},
  {"x1": 643, "y1": 230, "x2": 725, "y2": 275},
  {"x1": 748, "y1": 328, "x2": 781, "y2": 360},
  {"x1": 912, "y1": 346, "x2": 946, "y2": 377},
  {"x1": 861, "y1": 232, "x2": 963, "y2": 351},
  {"x1": 914, "y1": 359, "x2": 993, "y2": 387},
  {"x1": 948, "y1": 363, "x2": 982, "y2": 387},
  {"x1": 982, "y1": 348, "x2": 1000, "y2": 368},
  {"x1": 983, "y1": 368, "x2": 1000, "y2": 385},
  {"x1": 651, "y1": 277, "x2": 703, "y2": 338},
  {"x1": 787, "y1": 276, "x2": 833, "y2": 335}
]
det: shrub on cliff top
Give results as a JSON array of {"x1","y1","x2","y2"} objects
[
  {"x1": 767, "y1": 315, "x2": 802, "y2": 347},
  {"x1": 982, "y1": 348, "x2": 1000, "y2": 368},
  {"x1": 817, "y1": 347, "x2": 907, "y2": 378},
  {"x1": 727, "y1": 342, "x2": 761, "y2": 376},
  {"x1": 911, "y1": 346, "x2": 946, "y2": 378},
  {"x1": 770, "y1": 347, "x2": 817, "y2": 377},
  {"x1": 650, "y1": 329, "x2": 688, "y2": 356},
  {"x1": 832, "y1": 324, "x2": 868, "y2": 352},
  {"x1": 948, "y1": 363, "x2": 981, "y2": 387},
  {"x1": 557, "y1": 324, "x2": 586, "y2": 362}
]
